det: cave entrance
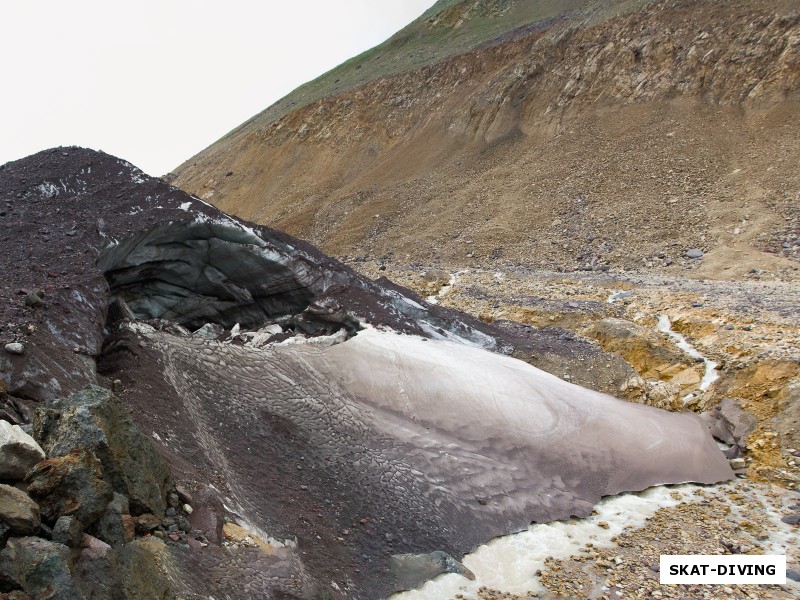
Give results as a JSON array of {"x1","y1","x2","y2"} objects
[{"x1": 97, "y1": 219, "x2": 320, "y2": 331}]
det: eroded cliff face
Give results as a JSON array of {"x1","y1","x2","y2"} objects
[
  {"x1": 0, "y1": 149, "x2": 732, "y2": 598},
  {"x1": 172, "y1": 0, "x2": 800, "y2": 276}
]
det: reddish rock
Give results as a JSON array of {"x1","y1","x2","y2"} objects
[
  {"x1": 25, "y1": 449, "x2": 113, "y2": 528},
  {"x1": 134, "y1": 513, "x2": 161, "y2": 534},
  {"x1": 79, "y1": 533, "x2": 111, "y2": 561},
  {"x1": 121, "y1": 514, "x2": 136, "y2": 543}
]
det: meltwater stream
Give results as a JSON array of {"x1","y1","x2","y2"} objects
[
  {"x1": 656, "y1": 314, "x2": 720, "y2": 394},
  {"x1": 390, "y1": 485, "x2": 703, "y2": 599},
  {"x1": 426, "y1": 272, "x2": 460, "y2": 305},
  {"x1": 606, "y1": 292, "x2": 719, "y2": 399}
]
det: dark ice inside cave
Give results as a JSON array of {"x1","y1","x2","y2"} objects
[{"x1": 98, "y1": 219, "x2": 318, "y2": 331}]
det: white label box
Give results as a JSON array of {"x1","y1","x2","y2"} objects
[{"x1": 660, "y1": 555, "x2": 786, "y2": 585}]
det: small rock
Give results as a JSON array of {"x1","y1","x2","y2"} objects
[
  {"x1": 175, "y1": 484, "x2": 193, "y2": 504},
  {"x1": 108, "y1": 492, "x2": 129, "y2": 515},
  {"x1": 685, "y1": 248, "x2": 704, "y2": 259},
  {"x1": 0, "y1": 484, "x2": 41, "y2": 535},
  {"x1": 729, "y1": 457, "x2": 746, "y2": 470},
  {"x1": 165, "y1": 507, "x2": 176, "y2": 517},
  {"x1": 4, "y1": 342, "x2": 24, "y2": 355},
  {"x1": 182, "y1": 504, "x2": 193, "y2": 515},
  {"x1": 23, "y1": 290, "x2": 45, "y2": 308},
  {"x1": 52, "y1": 515, "x2": 83, "y2": 548},
  {"x1": 787, "y1": 568, "x2": 800, "y2": 582},
  {"x1": 134, "y1": 513, "x2": 162, "y2": 534},
  {"x1": 781, "y1": 513, "x2": 800, "y2": 525},
  {"x1": 0, "y1": 419, "x2": 46, "y2": 480},
  {"x1": 192, "y1": 323, "x2": 224, "y2": 340},
  {"x1": 176, "y1": 516, "x2": 191, "y2": 532}
]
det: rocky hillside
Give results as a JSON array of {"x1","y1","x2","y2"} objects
[{"x1": 172, "y1": 0, "x2": 800, "y2": 280}]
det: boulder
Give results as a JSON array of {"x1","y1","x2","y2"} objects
[
  {"x1": 782, "y1": 513, "x2": 800, "y2": 525},
  {"x1": 52, "y1": 516, "x2": 83, "y2": 548},
  {"x1": 3, "y1": 343, "x2": 24, "y2": 356},
  {"x1": 0, "y1": 419, "x2": 45, "y2": 480},
  {"x1": 25, "y1": 449, "x2": 113, "y2": 528},
  {"x1": 389, "y1": 550, "x2": 475, "y2": 591},
  {"x1": 88, "y1": 494, "x2": 130, "y2": 547},
  {"x1": 23, "y1": 290, "x2": 45, "y2": 309},
  {"x1": 73, "y1": 536, "x2": 172, "y2": 599},
  {"x1": 0, "y1": 537, "x2": 85, "y2": 600},
  {"x1": 78, "y1": 533, "x2": 111, "y2": 560},
  {"x1": 0, "y1": 484, "x2": 40, "y2": 536},
  {"x1": 133, "y1": 514, "x2": 161, "y2": 535},
  {"x1": 33, "y1": 385, "x2": 169, "y2": 515},
  {"x1": 700, "y1": 397, "x2": 759, "y2": 449},
  {"x1": 186, "y1": 485, "x2": 224, "y2": 543}
]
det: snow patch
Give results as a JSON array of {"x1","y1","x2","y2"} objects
[{"x1": 37, "y1": 182, "x2": 59, "y2": 198}]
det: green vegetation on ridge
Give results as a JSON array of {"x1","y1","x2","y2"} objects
[{"x1": 205, "y1": 0, "x2": 634, "y2": 148}]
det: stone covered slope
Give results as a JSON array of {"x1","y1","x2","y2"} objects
[{"x1": 172, "y1": 0, "x2": 800, "y2": 278}]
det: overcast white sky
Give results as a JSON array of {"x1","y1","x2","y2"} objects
[{"x1": 0, "y1": 1, "x2": 436, "y2": 176}]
